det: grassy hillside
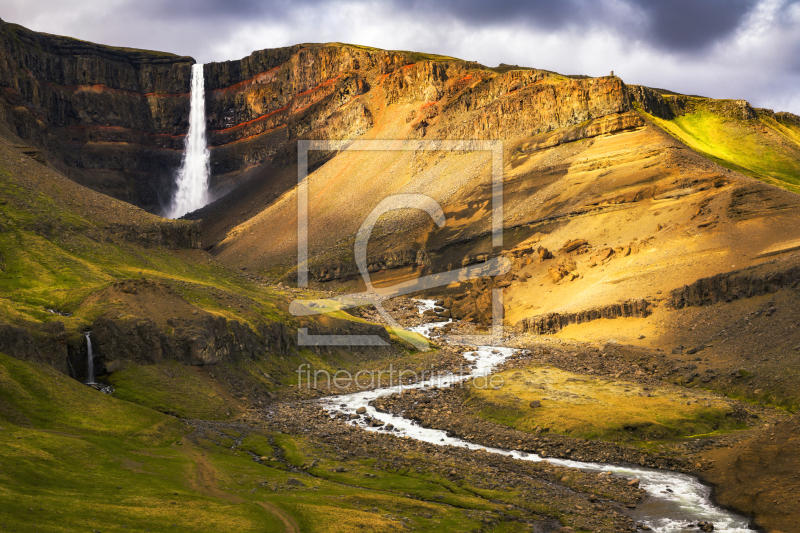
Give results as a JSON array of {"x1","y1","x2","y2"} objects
[
  {"x1": 0, "y1": 142, "x2": 288, "y2": 333},
  {"x1": 642, "y1": 99, "x2": 800, "y2": 193},
  {"x1": 0, "y1": 351, "x2": 576, "y2": 532}
]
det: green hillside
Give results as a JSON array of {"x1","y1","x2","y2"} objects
[{"x1": 643, "y1": 98, "x2": 800, "y2": 193}]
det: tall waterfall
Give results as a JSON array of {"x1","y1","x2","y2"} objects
[
  {"x1": 168, "y1": 63, "x2": 210, "y2": 218},
  {"x1": 84, "y1": 332, "x2": 95, "y2": 385}
]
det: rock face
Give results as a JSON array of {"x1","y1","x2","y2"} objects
[
  {"x1": 515, "y1": 300, "x2": 652, "y2": 335},
  {"x1": 310, "y1": 249, "x2": 419, "y2": 282},
  {"x1": 669, "y1": 261, "x2": 800, "y2": 309},
  {"x1": 627, "y1": 84, "x2": 770, "y2": 123},
  {"x1": 86, "y1": 314, "x2": 297, "y2": 371},
  {"x1": 627, "y1": 85, "x2": 674, "y2": 119},
  {"x1": 62, "y1": 310, "x2": 392, "y2": 381},
  {"x1": 70, "y1": 315, "x2": 297, "y2": 377},
  {"x1": 0, "y1": 322, "x2": 69, "y2": 374},
  {"x1": 105, "y1": 220, "x2": 201, "y2": 249},
  {"x1": 0, "y1": 19, "x2": 194, "y2": 212},
  {"x1": 201, "y1": 47, "x2": 633, "y2": 191},
  {"x1": 0, "y1": 19, "x2": 640, "y2": 215}
]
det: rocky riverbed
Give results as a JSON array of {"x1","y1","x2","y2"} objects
[{"x1": 237, "y1": 402, "x2": 646, "y2": 533}]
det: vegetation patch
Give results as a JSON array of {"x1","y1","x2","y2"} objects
[
  {"x1": 108, "y1": 362, "x2": 233, "y2": 420},
  {"x1": 644, "y1": 106, "x2": 800, "y2": 193},
  {"x1": 469, "y1": 365, "x2": 744, "y2": 442}
]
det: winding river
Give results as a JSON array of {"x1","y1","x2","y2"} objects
[{"x1": 319, "y1": 300, "x2": 751, "y2": 532}]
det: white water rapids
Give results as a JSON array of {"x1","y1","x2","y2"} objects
[
  {"x1": 319, "y1": 300, "x2": 751, "y2": 532},
  {"x1": 168, "y1": 63, "x2": 210, "y2": 219}
]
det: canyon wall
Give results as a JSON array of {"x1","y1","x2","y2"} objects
[
  {"x1": 0, "y1": 20, "x2": 637, "y2": 216},
  {"x1": 0, "y1": 19, "x2": 194, "y2": 212}
]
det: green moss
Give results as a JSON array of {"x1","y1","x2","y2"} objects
[
  {"x1": 469, "y1": 365, "x2": 746, "y2": 443},
  {"x1": 107, "y1": 362, "x2": 233, "y2": 420},
  {"x1": 643, "y1": 106, "x2": 800, "y2": 193},
  {"x1": 0, "y1": 351, "x2": 169, "y2": 438}
]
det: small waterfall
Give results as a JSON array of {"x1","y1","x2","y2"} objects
[
  {"x1": 84, "y1": 332, "x2": 95, "y2": 385},
  {"x1": 66, "y1": 356, "x2": 76, "y2": 379},
  {"x1": 168, "y1": 63, "x2": 210, "y2": 218}
]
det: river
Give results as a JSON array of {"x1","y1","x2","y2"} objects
[{"x1": 319, "y1": 300, "x2": 751, "y2": 532}]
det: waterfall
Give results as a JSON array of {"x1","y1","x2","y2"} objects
[
  {"x1": 84, "y1": 332, "x2": 95, "y2": 385},
  {"x1": 168, "y1": 63, "x2": 210, "y2": 218}
]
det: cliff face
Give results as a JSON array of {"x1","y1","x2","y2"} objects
[
  {"x1": 203, "y1": 47, "x2": 630, "y2": 153},
  {"x1": 0, "y1": 21, "x2": 635, "y2": 217},
  {"x1": 196, "y1": 49, "x2": 636, "y2": 253},
  {"x1": 202, "y1": 44, "x2": 406, "y2": 178},
  {"x1": 0, "y1": 19, "x2": 194, "y2": 212}
]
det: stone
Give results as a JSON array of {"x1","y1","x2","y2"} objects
[
  {"x1": 537, "y1": 247, "x2": 554, "y2": 260},
  {"x1": 529, "y1": 400, "x2": 541, "y2": 408},
  {"x1": 628, "y1": 478, "x2": 640, "y2": 487},
  {"x1": 286, "y1": 478, "x2": 305, "y2": 487},
  {"x1": 356, "y1": 406, "x2": 367, "y2": 414},
  {"x1": 561, "y1": 239, "x2": 588, "y2": 253}
]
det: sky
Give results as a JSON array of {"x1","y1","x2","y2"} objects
[{"x1": 4, "y1": 0, "x2": 800, "y2": 114}]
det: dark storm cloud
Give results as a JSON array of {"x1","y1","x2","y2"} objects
[
  {"x1": 4, "y1": 0, "x2": 800, "y2": 113},
  {"x1": 129, "y1": 0, "x2": 762, "y2": 53},
  {"x1": 132, "y1": 0, "x2": 294, "y2": 21},
  {"x1": 632, "y1": 0, "x2": 756, "y2": 50},
  {"x1": 401, "y1": 0, "x2": 596, "y2": 28},
  {"x1": 384, "y1": 0, "x2": 761, "y2": 53}
]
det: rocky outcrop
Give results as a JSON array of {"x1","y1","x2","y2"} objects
[
  {"x1": 105, "y1": 220, "x2": 201, "y2": 248},
  {"x1": 310, "y1": 248, "x2": 420, "y2": 282},
  {"x1": 628, "y1": 85, "x2": 759, "y2": 122},
  {"x1": 627, "y1": 85, "x2": 673, "y2": 119},
  {"x1": 515, "y1": 300, "x2": 652, "y2": 335},
  {"x1": 71, "y1": 310, "x2": 395, "y2": 381},
  {"x1": 774, "y1": 111, "x2": 800, "y2": 125},
  {"x1": 0, "y1": 321, "x2": 70, "y2": 374},
  {"x1": 203, "y1": 45, "x2": 409, "y2": 179},
  {"x1": 669, "y1": 262, "x2": 800, "y2": 309},
  {"x1": 89, "y1": 314, "x2": 296, "y2": 370},
  {"x1": 431, "y1": 72, "x2": 631, "y2": 141},
  {"x1": 517, "y1": 111, "x2": 645, "y2": 152},
  {"x1": 0, "y1": 19, "x2": 194, "y2": 211},
  {"x1": 0, "y1": 324, "x2": 41, "y2": 361}
]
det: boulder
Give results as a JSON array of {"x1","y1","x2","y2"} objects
[{"x1": 561, "y1": 239, "x2": 588, "y2": 253}]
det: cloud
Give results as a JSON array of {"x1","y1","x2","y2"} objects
[
  {"x1": 3, "y1": 0, "x2": 800, "y2": 113},
  {"x1": 630, "y1": 0, "x2": 756, "y2": 51}
]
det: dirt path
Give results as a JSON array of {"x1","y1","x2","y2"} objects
[
  {"x1": 181, "y1": 438, "x2": 298, "y2": 532},
  {"x1": 257, "y1": 501, "x2": 300, "y2": 533}
]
